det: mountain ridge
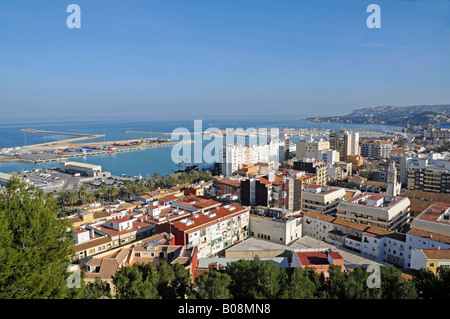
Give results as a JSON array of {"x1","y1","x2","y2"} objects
[{"x1": 306, "y1": 104, "x2": 450, "y2": 127}]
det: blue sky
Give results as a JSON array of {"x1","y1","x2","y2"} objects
[{"x1": 0, "y1": 0, "x2": 449, "y2": 119}]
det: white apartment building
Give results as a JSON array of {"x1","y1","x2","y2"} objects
[
  {"x1": 361, "y1": 140, "x2": 393, "y2": 160},
  {"x1": 360, "y1": 227, "x2": 407, "y2": 266},
  {"x1": 160, "y1": 203, "x2": 250, "y2": 259},
  {"x1": 302, "y1": 210, "x2": 336, "y2": 241},
  {"x1": 220, "y1": 139, "x2": 284, "y2": 176},
  {"x1": 318, "y1": 149, "x2": 340, "y2": 165},
  {"x1": 302, "y1": 185, "x2": 347, "y2": 215},
  {"x1": 399, "y1": 152, "x2": 450, "y2": 184},
  {"x1": 336, "y1": 193, "x2": 411, "y2": 230},
  {"x1": 249, "y1": 208, "x2": 303, "y2": 245},
  {"x1": 296, "y1": 137, "x2": 330, "y2": 159},
  {"x1": 405, "y1": 202, "x2": 450, "y2": 268}
]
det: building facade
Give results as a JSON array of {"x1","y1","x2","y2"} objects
[{"x1": 336, "y1": 193, "x2": 411, "y2": 231}]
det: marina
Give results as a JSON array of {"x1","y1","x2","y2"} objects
[{"x1": 1, "y1": 129, "x2": 191, "y2": 164}]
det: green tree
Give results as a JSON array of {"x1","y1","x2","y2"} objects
[
  {"x1": 112, "y1": 263, "x2": 159, "y2": 299},
  {"x1": 282, "y1": 267, "x2": 318, "y2": 299},
  {"x1": 226, "y1": 257, "x2": 287, "y2": 299},
  {"x1": 226, "y1": 258, "x2": 258, "y2": 299},
  {"x1": 193, "y1": 270, "x2": 233, "y2": 299},
  {"x1": 380, "y1": 266, "x2": 417, "y2": 299},
  {"x1": 67, "y1": 272, "x2": 112, "y2": 299},
  {"x1": 156, "y1": 262, "x2": 192, "y2": 299},
  {"x1": 252, "y1": 260, "x2": 287, "y2": 298},
  {"x1": 319, "y1": 265, "x2": 346, "y2": 299},
  {"x1": 342, "y1": 267, "x2": 382, "y2": 299},
  {"x1": 414, "y1": 267, "x2": 450, "y2": 299},
  {"x1": 67, "y1": 190, "x2": 79, "y2": 208},
  {"x1": 0, "y1": 177, "x2": 75, "y2": 299},
  {"x1": 82, "y1": 277, "x2": 112, "y2": 299}
]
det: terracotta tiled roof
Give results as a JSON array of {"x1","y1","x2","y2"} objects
[
  {"x1": 421, "y1": 248, "x2": 450, "y2": 260},
  {"x1": 219, "y1": 178, "x2": 241, "y2": 188},
  {"x1": 303, "y1": 210, "x2": 336, "y2": 223},
  {"x1": 172, "y1": 204, "x2": 247, "y2": 232},
  {"x1": 296, "y1": 251, "x2": 329, "y2": 266},
  {"x1": 408, "y1": 228, "x2": 450, "y2": 245},
  {"x1": 333, "y1": 218, "x2": 370, "y2": 232},
  {"x1": 401, "y1": 190, "x2": 450, "y2": 204},
  {"x1": 74, "y1": 236, "x2": 112, "y2": 252}
]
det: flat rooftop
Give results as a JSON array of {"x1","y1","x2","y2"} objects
[
  {"x1": 303, "y1": 185, "x2": 343, "y2": 195},
  {"x1": 344, "y1": 192, "x2": 405, "y2": 208},
  {"x1": 63, "y1": 161, "x2": 101, "y2": 169},
  {"x1": 227, "y1": 237, "x2": 388, "y2": 269},
  {"x1": 416, "y1": 202, "x2": 450, "y2": 225}
]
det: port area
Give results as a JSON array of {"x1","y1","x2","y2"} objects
[
  {"x1": 0, "y1": 137, "x2": 187, "y2": 164},
  {"x1": 9, "y1": 166, "x2": 135, "y2": 193}
]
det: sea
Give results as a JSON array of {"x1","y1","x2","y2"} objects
[{"x1": 0, "y1": 115, "x2": 403, "y2": 178}]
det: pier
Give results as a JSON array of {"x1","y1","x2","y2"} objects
[
  {"x1": 20, "y1": 129, "x2": 105, "y2": 147},
  {"x1": 125, "y1": 130, "x2": 205, "y2": 135}
]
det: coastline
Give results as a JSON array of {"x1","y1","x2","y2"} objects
[{"x1": 0, "y1": 140, "x2": 192, "y2": 165}]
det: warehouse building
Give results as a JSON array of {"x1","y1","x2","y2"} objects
[{"x1": 59, "y1": 161, "x2": 102, "y2": 177}]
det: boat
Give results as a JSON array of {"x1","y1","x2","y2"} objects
[{"x1": 175, "y1": 161, "x2": 199, "y2": 173}]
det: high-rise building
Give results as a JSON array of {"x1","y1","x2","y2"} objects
[
  {"x1": 400, "y1": 153, "x2": 450, "y2": 184},
  {"x1": 407, "y1": 168, "x2": 450, "y2": 194},
  {"x1": 296, "y1": 136, "x2": 330, "y2": 159},
  {"x1": 361, "y1": 140, "x2": 393, "y2": 160},
  {"x1": 220, "y1": 139, "x2": 284, "y2": 176},
  {"x1": 329, "y1": 130, "x2": 360, "y2": 161},
  {"x1": 293, "y1": 158, "x2": 328, "y2": 186},
  {"x1": 318, "y1": 149, "x2": 340, "y2": 165},
  {"x1": 240, "y1": 177, "x2": 272, "y2": 207},
  {"x1": 279, "y1": 133, "x2": 291, "y2": 161}
]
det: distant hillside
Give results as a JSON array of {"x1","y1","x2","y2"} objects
[{"x1": 306, "y1": 105, "x2": 450, "y2": 127}]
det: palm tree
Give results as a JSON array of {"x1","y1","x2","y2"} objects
[
  {"x1": 98, "y1": 183, "x2": 108, "y2": 202},
  {"x1": 106, "y1": 186, "x2": 119, "y2": 202},
  {"x1": 67, "y1": 190, "x2": 79, "y2": 208},
  {"x1": 85, "y1": 192, "x2": 95, "y2": 204},
  {"x1": 78, "y1": 186, "x2": 89, "y2": 205}
]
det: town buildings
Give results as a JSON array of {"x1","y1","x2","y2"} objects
[
  {"x1": 249, "y1": 206, "x2": 303, "y2": 245},
  {"x1": 336, "y1": 192, "x2": 411, "y2": 231},
  {"x1": 318, "y1": 149, "x2": 340, "y2": 165},
  {"x1": 329, "y1": 130, "x2": 360, "y2": 161},
  {"x1": 361, "y1": 139, "x2": 393, "y2": 160},
  {"x1": 155, "y1": 203, "x2": 249, "y2": 258},
  {"x1": 295, "y1": 137, "x2": 330, "y2": 159},
  {"x1": 293, "y1": 158, "x2": 328, "y2": 186},
  {"x1": 83, "y1": 232, "x2": 198, "y2": 294},
  {"x1": 410, "y1": 248, "x2": 450, "y2": 274},
  {"x1": 301, "y1": 185, "x2": 347, "y2": 215},
  {"x1": 407, "y1": 168, "x2": 450, "y2": 194},
  {"x1": 220, "y1": 139, "x2": 285, "y2": 176},
  {"x1": 291, "y1": 249, "x2": 344, "y2": 277},
  {"x1": 405, "y1": 202, "x2": 450, "y2": 268},
  {"x1": 400, "y1": 152, "x2": 450, "y2": 185}
]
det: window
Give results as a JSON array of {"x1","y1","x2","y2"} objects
[{"x1": 429, "y1": 263, "x2": 435, "y2": 268}]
